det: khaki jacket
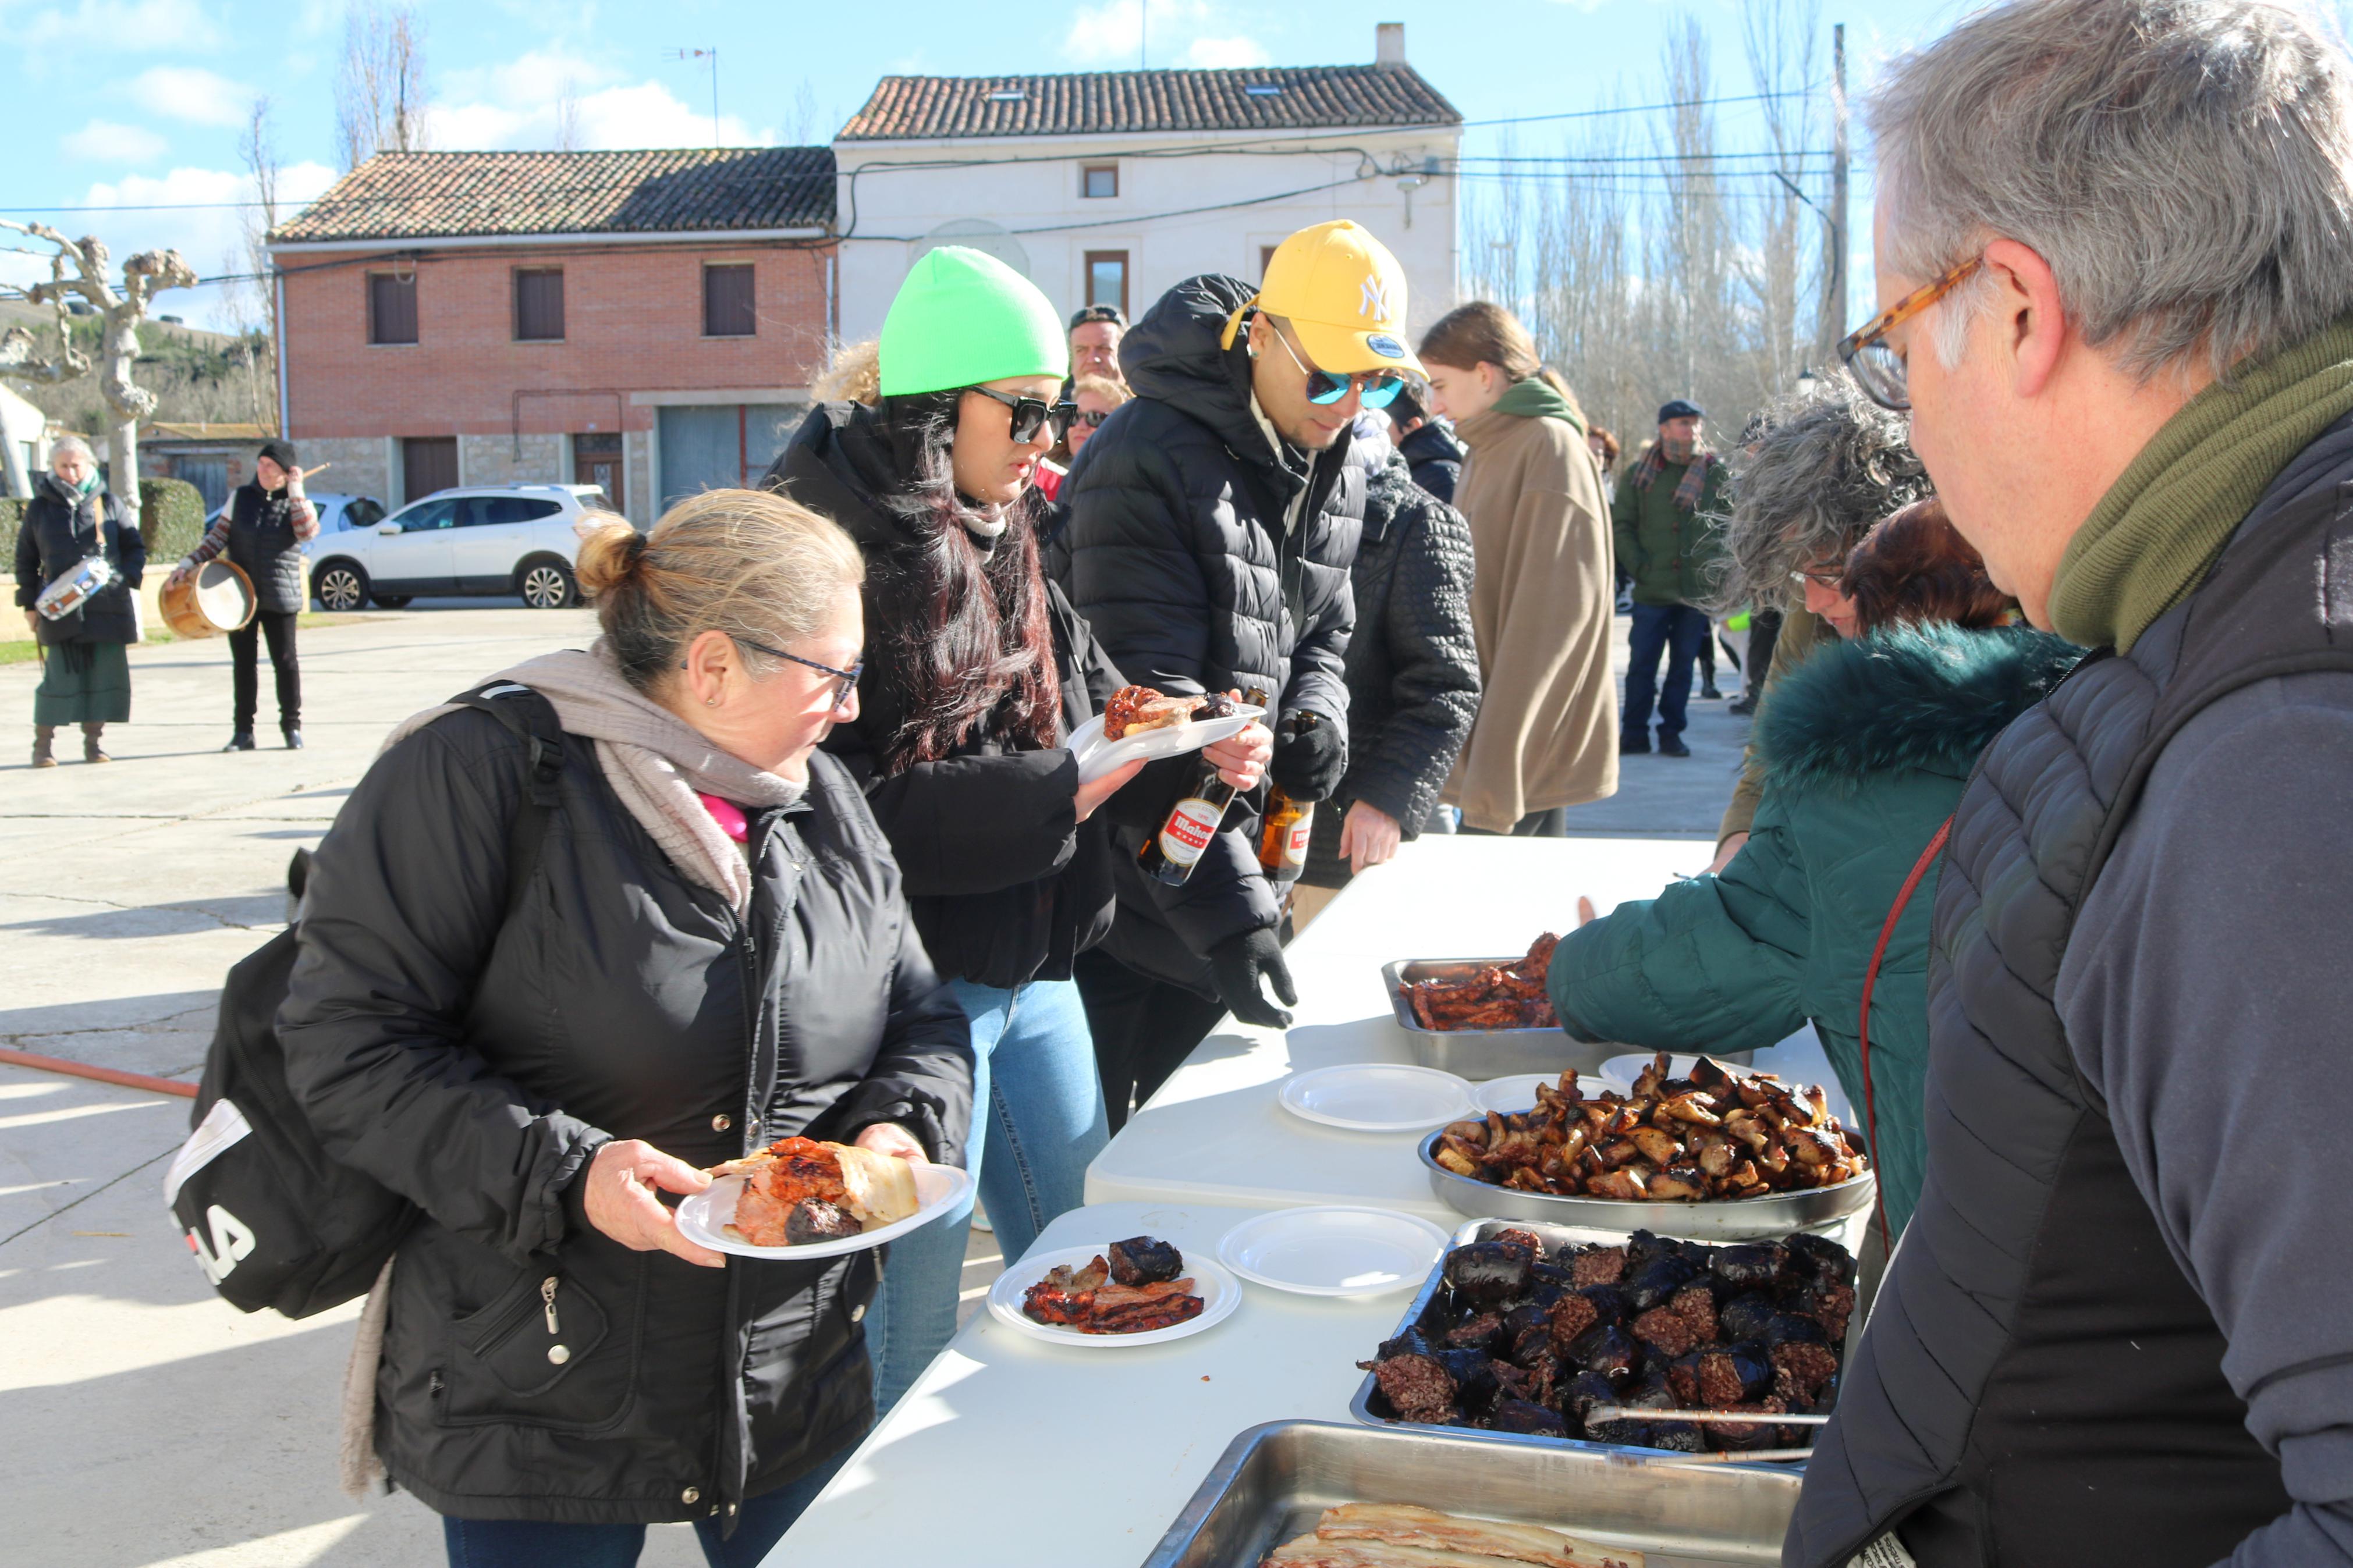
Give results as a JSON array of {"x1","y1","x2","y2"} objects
[{"x1": 1442, "y1": 407, "x2": 1620, "y2": 830}]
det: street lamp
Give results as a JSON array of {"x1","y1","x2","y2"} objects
[{"x1": 1796, "y1": 367, "x2": 1819, "y2": 401}]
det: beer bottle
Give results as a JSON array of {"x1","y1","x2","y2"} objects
[
  {"x1": 1139, "y1": 686, "x2": 1269, "y2": 887},
  {"x1": 1257, "y1": 710, "x2": 1319, "y2": 885}
]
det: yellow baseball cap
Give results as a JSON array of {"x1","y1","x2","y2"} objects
[{"x1": 1221, "y1": 219, "x2": 1424, "y2": 376}]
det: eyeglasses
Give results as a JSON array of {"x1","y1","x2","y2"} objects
[
  {"x1": 1075, "y1": 408, "x2": 1112, "y2": 428},
  {"x1": 1268, "y1": 323, "x2": 1404, "y2": 410},
  {"x1": 727, "y1": 637, "x2": 863, "y2": 713},
  {"x1": 1789, "y1": 567, "x2": 1846, "y2": 590},
  {"x1": 1838, "y1": 254, "x2": 1983, "y2": 412},
  {"x1": 967, "y1": 385, "x2": 1077, "y2": 445}
]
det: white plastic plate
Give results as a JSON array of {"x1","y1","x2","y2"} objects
[
  {"x1": 1277, "y1": 1063, "x2": 1477, "y2": 1133},
  {"x1": 1214, "y1": 1206, "x2": 1452, "y2": 1297},
  {"x1": 986, "y1": 1243, "x2": 1241, "y2": 1347},
  {"x1": 1472, "y1": 1069, "x2": 1633, "y2": 1116},
  {"x1": 1067, "y1": 703, "x2": 1265, "y2": 784},
  {"x1": 675, "y1": 1162, "x2": 970, "y2": 1261}
]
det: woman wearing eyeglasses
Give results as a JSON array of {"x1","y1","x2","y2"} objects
[
  {"x1": 764, "y1": 246, "x2": 1271, "y2": 1417},
  {"x1": 277, "y1": 489, "x2": 973, "y2": 1566},
  {"x1": 1417, "y1": 301, "x2": 1621, "y2": 835}
]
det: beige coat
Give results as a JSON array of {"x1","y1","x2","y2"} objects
[{"x1": 1442, "y1": 407, "x2": 1620, "y2": 831}]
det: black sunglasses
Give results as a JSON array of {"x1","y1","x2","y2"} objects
[
  {"x1": 967, "y1": 385, "x2": 1077, "y2": 445},
  {"x1": 705, "y1": 637, "x2": 863, "y2": 713},
  {"x1": 1075, "y1": 408, "x2": 1112, "y2": 428}
]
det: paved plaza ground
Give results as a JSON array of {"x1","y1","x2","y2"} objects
[{"x1": 0, "y1": 599, "x2": 1749, "y2": 1566}]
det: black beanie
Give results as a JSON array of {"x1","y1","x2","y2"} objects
[{"x1": 257, "y1": 438, "x2": 298, "y2": 473}]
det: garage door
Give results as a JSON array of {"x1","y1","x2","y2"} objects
[{"x1": 658, "y1": 404, "x2": 801, "y2": 510}]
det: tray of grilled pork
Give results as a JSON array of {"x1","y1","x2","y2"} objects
[
  {"x1": 1383, "y1": 934, "x2": 1615, "y2": 1078},
  {"x1": 1418, "y1": 1055, "x2": 1873, "y2": 1239},
  {"x1": 1348, "y1": 1218, "x2": 1866, "y2": 1471},
  {"x1": 1140, "y1": 1418, "x2": 1801, "y2": 1567}
]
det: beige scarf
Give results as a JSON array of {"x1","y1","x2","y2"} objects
[{"x1": 341, "y1": 637, "x2": 805, "y2": 1496}]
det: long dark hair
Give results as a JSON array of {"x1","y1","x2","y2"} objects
[
  {"x1": 1843, "y1": 499, "x2": 2011, "y2": 634},
  {"x1": 865, "y1": 390, "x2": 1059, "y2": 769}
]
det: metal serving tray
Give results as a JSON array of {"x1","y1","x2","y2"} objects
[
  {"x1": 1383, "y1": 958, "x2": 1619, "y2": 1078},
  {"x1": 1418, "y1": 1129, "x2": 1876, "y2": 1240},
  {"x1": 1141, "y1": 1418, "x2": 1800, "y2": 1568},
  {"x1": 1349, "y1": 1217, "x2": 1875, "y2": 1469}
]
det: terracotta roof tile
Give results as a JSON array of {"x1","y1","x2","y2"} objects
[
  {"x1": 272, "y1": 147, "x2": 836, "y2": 244},
  {"x1": 840, "y1": 65, "x2": 1460, "y2": 141}
]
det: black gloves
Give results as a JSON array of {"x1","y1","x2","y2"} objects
[
  {"x1": 1207, "y1": 926, "x2": 1298, "y2": 1029},
  {"x1": 1267, "y1": 713, "x2": 1348, "y2": 803}
]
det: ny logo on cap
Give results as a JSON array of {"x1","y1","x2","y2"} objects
[{"x1": 1360, "y1": 274, "x2": 1392, "y2": 319}]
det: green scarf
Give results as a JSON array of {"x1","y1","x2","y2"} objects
[
  {"x1": 1490, "y1": 375, "x2": 1587, "y2": 433},
  {"x1": 2049, "y1": 315, "x2": 2353, "y2": 651}
]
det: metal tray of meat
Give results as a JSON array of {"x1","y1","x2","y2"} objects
[
  {"x1": 1349, "y1": 1218, "x2": 1873, "y2": 1470},
  {"x1": 1383, "y1": 958, "x2": 1616, "y2": 1078},
  {"x1": 1140, "y1": 1418, "x2": 1800, "y2": 1568},
  {"x1": 1418, "y1": 1128, "x2": 1875, "y2": 1241}
]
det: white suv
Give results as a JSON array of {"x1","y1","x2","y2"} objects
[{"x1": 308, "y1": 483, "x2": 620, "y2": 611}]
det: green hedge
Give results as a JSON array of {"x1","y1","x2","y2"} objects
[
  {"x1": 140, "y1": 477, "x2": 207, "y2": 563},
  {"x1": 0, "y1": 497, "x2": 23, "y2": 567}
]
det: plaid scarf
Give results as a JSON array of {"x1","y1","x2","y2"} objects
[{"x1": 1632, "y1": 437, "x2": 1721, "y2": 513}]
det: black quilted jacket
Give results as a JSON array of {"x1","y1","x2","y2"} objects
[
  {"x1": 1062, "y1": 273, "x2": 1365, "y2": 990},
  {"x1": 1396, "y1": 419, "x2": 1465, "y2": 506},
  {"x1": 1302, "y1": 440, "x2": 1480, "y2": 887}
]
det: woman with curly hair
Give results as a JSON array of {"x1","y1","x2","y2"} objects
[{"x1": 763, "y1": 248, "x2": 1270, "y2": 1414}]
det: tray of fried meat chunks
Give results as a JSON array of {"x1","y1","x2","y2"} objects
[{"x1": 1351, "y1": 1218, "x2": 1861, "y2": 1466}]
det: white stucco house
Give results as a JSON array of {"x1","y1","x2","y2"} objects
[
  {"x1": 0, "y1": 382, "x2": 49, "y2": 499},
  {"x1": 832, "y1": 22, "x2": 1461, "y2": 349}
]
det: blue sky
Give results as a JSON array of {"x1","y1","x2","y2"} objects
[{"x1": 0, "y1": 0, "x2": 1997, "y2": 329}]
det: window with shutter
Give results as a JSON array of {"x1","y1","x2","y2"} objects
[
  {"x1": 369, "y1": 272, "x2": 418, "y2": 345},
  {"x1": 703, "y1": 264, "x2": 756, "y2": 337},
  {"x1": 514, "y1": 268, "x2": 565, "y2": 341}
]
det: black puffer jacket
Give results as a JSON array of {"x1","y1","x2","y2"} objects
[
  {"x1": 1396, "y1": 420, "x2": 1466, "y2": 505},
  {"x1": 13, "y1": 473, "x2": 144, "y2": 644},
  {"x1": 1063, "y1": 273, "x2": 1365, "y2": 989},
  {"x1": 1303, "y1": 438, "x2": 1480, "y2": 887},
  {"x1": 767, "y1": 402, "x2": 1176, "y2": 990},
  {"x1": 279, "y1": 705, "x2": 971, "y2": 1527},
  {"x1": 225, "y1": 481, "x2": 308, "y2": 613}
]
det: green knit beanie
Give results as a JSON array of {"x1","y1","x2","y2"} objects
[{"x1": 879, "y1": 246, "x2": 1070, "y2": 397}]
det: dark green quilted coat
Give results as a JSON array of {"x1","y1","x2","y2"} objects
[{"x1": 1548, "y1": 623, "x2": 2081, "y2": 1233}]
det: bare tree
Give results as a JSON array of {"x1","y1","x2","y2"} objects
[
  {"x1": 554, "y1": 74, "x2": 582, "y2": 151},
  {"x1": 0, "y1": 225, "x2": 198, "y2": 507},
  {"x1": 335, "y1": 1, "x2": 430, "y2": 173},
  {"x1": 787, "y1": 79, "x2": 822, "y2": 146},
  {"x1": 236, "y1": 96, "x2": 282, "y2": 429}
]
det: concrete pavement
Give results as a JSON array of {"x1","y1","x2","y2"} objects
[{"x1": 0, "y1": 599, "x2": 1752, "y2": 1566}]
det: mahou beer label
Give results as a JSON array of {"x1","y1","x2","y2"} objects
[
  {"x1": 1283, "y1": 812, "x2": 1313, "y2": 867},
  {"x1": 1159, "y1": 798, "x2": 1221, "y2": 863}
]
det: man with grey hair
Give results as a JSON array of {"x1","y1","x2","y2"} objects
[{"x1": 1790, "y1": 2, "x2": 2353, "y2": 1565}]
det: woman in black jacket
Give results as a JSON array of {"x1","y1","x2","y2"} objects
[
  {"x1": 763, "y1": 246, "x2": 1270, "y2": 1416},
  {"x1": 279, "y1": 490, "x2": 973, "y2": 1567},
  {"x1": 13, "y1": 435, "x2": 143, "y2": 765},
  {"x1": 1293, "y1": 415, "x2": 1482, "y2": 926}
]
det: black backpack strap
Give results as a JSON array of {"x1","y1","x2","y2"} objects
[{"x1": 444, "y1": 682, "x2": 566, "y2": 917}]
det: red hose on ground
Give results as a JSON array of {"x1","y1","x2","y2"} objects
[{"x1": 0, "y1": 1046, "x2": 198, "y2": 1098}]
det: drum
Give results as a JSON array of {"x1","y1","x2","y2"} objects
[
  {"x1": 33, "y1": 555, "x2": 119, "y2": 621},
  {"x1": 161, "y1": 560, "x2": 258, "y2": 638}
]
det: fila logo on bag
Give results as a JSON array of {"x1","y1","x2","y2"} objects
[
  {"x1": 1360, "y1": 274, "x2": 1392, "y2": 319},
  {"x1": 186, "y1": 1204, "x2": 257, "y2": 1283}
]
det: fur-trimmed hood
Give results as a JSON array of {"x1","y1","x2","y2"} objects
[{"x1": 1756, "y1": 623, "x2": 2084, "y2": 791}]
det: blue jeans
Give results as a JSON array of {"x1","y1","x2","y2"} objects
[
  {"x1": 1624, "y1": 602, "x2": 1712, "y2": 742},
  {"x1": 439, "y1": 1442, "x2": 853, "y2": 1567},
  {"x1": 865, "y1": 976, "x2": 1107, "y2": 1415}
]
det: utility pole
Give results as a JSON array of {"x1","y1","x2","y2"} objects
[
  {"x1": 1140, "y1": 1, "x2": 1147, "y2": 70},
  {"x1": 1826, "y1": 23, "x2": 1850, "y2": 357}
]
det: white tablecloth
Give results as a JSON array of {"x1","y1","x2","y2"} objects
[{"x1": 766, "y1": 1200, "x2": 1409, "y2": 1566}]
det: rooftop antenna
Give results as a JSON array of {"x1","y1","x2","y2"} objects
[
  {"x1": 671, "y1": 48, "x2": 721, "y2": 144},
  {"x1": 1140, "y1": 1, "x2": 1147, "y2": 70}
]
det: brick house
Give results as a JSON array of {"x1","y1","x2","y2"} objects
[{"x1": 267, "y1": 148, "x2": 837, "y2": 521}]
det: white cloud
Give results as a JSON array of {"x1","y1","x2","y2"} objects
[
  {"x1": 129, "y1": 65, "x2": 251, "y2": 127},
  {"x1": 5, "y1": 161, "x2": 343, "y2": 330},
  {"x1": 0, "y1": 0, "x2": 215, "y2": 49},
  {"x1": 431, "y1": 72, "x2": 773, "y2": 151},
  {"x1": 1185, "y1": 34, "x2": 1271, "y2": 68},
  {"x1": 61, "y1": 119, "x2": 170, "y2": 163}
]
